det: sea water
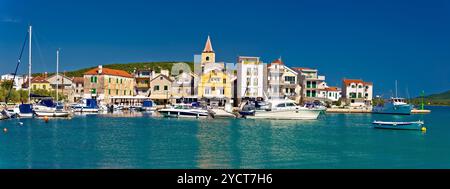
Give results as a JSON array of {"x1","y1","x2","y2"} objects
[{"x1": 0, "y1": 106, "x2": 449, "y2": 169}]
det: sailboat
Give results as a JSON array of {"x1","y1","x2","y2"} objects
[
  {"x1": 372, "y1": 80, "x2": 413, "y2": 115},
  {"x1": 14, "y1": 25, "x2": 35, "y2": 118},
  {"x1": 34, "y1": 49, "x2": 71, "y2": 117}
]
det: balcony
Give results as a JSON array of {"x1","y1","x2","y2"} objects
[
  {"x1": 304, "y1": 75, "x2": 325, "y2": 81},
  {"x1": 136, "y1": 83, "x2": 150, "y2": 88}
]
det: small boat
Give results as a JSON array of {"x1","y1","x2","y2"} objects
[
  {"x1": 372, "y1": 120, "x2": 425, "y2": 131},
  {"x1": 304, "y1": 101, "x2": 327, "y2": 111},
  {"x1": 243, "y1": 99, "x2": 322, "y2": 120},
  {"x1": 238, "y1": 100, "x2": 270, "y2": 116},
  {"x1": 71, "y1": 98, "x2": 99, "y2": 113},
  {"x1": 372, "y1": 81, "x2": 413, "y2": 115},
  {"x1": 136, "y1": 100, "x2": 157, "y2": 112},
  {"x1": 1, "y1": 108, "x2": 17, "y2": 119},
  {"x1": 13, "y1": 104, "x2": 34, "y2": 118},
  {"x1": 158, "y1": 103, "x2": 209, "y2": 118},
  {"x1": 34, "y1": 99, "x2": 70, "y2": 117},
  {"x1": 373, "y1": 97, "x2": 412, "y2": 115}
]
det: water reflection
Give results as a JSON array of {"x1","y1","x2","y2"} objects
[{"x1": 0, "y1": 106, "x2": 448, "y2": 168}]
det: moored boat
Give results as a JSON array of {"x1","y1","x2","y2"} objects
[
  {"x1": 34, "y1": 99, "x2": 70, "y2": 117},
  {"x1": 14, "y1": 104, "x2": 34, "y2": 118},
  {"x1": 71, "y1": 98, "x2": 99, "y2": 113},
  {"x1": 372, "y1": 120, "x2": 425, "y2": 131},
  {"x1": 243, "y1": 99, "x2": 322, "y2": 120},
  {"x1": 136, "y1": 100, "x2": 157, "y2": 112},
  {"x1": 158, "y1": 103, "x2": 209, "y2": 118},
  {"x1": 373, "y1": 81, "x2": 413, "y2": 115},
  {"x1": 373, "y1": 97, "x2": 413, "y2": 115}
]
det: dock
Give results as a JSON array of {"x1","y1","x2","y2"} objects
[
  {"x1": 326, "y1": 108, "x2": 431, "y2": 114},
  {"x1": 326, "y1": 108, "x2": 372, "y2": 113},
  {"x1": 411, "y1": 109, "x2": 431, "y2": 114},
  {"x1": 209, "y1": 109, "x2": 237, "y2": 118}
]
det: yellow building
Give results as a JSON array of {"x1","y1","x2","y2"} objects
[
  {"x1": 84, "y1": 65, "x2": 135, "y2": 104},
  {"x1": 26, "y1": 76, "x2": 51, "y2": 91},
  {"x1": 197, "y1": 36, "x2": 234, "y2": 106}
]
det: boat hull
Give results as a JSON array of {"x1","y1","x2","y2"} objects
[
  {"x1": 246, "y1": 109, "x2": 321, "y2": 120},
  {"x1": 35, "y1": 111, "x2": 70, "y2": 117},
  {"x1": 158, "y1": 109, "x2": 209, "y2": 118},
  {"x1": 372, "y1": 121, "x2": 424, "y2": 130},
  {"x1": 72, "y1": 108, "x2": 99, "y2": 113},
  {"x1": 18, "y1": 113, "x2": 34, "y2": 118},
  {"x1": 373, "y1": 104, "x2": 412, "y2": 115}
]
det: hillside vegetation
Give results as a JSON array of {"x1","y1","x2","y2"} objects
[
  {"x1": 33, "y1": 61, "x2": 194, "y2": 77},
  {"x1": 410, "y1": 90, "x2": 450, "y2": 106}
]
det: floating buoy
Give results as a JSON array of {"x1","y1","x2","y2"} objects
[
  {"x1": 44, "y1": 116, "x2": 49, "y2": 123},
  {"x1": 421, "y1": 127, "x2": 427, "y2": 132},
  {"x1": 3, "y1": 128, "x2": 7, "y2": 133}
]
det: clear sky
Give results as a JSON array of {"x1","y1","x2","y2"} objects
[{"x1": 1, "y1": 0, "x2": 449, "y2": 97}]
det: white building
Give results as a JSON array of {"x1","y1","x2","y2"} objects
[
  {"x1": 322, "y1": 87, "x2": 342, "y2": 102},
  {"x1": 267, "y1": 58, "x2": 300, "y2": 102},
  {"x1": 1, "y1": 73, "x2": 25, "y2": 90},
  {"x1": 342, "y1": 79, "x2": 373, "y2": 108},
  {"x1": 46, "y1": 73, "x2": 73, "y2": 90},
  {"x1": 236, "y1": 56, "x2": 266, "y2": 103},
  {"x1": 293, "y1": 67, "x2": 327, "y2": 103}
]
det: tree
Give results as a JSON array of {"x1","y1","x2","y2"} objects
[{"x1": 0, "y1": 80, "x2": 13, "y2": 90}]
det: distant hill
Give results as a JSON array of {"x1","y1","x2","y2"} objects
[
  {"x1": 410, "y1": 90, "x2": 450, "y2": 106},
  {"x1": 33, "y1": 61, "x2": 194, "y2": 77}
]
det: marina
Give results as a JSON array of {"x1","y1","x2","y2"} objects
[
  {"x1": 0, "y1": 1, "x2": 448, "y2": 173},
  {"x1": 0, "y1": 106, "x2": 448, "y2": 169}
]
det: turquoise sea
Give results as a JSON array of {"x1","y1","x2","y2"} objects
[{"x1": 0, "y1": 106, "x2": 449, "y2": 169}]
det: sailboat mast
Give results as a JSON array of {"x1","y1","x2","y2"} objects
[
  {"x1": 56, "y1": 49, "x2": 59, "y2": 102},
  {"x1": 395, "y1": 80, "x2": 398, "y2": 98},
  {"x1": 28, "y1": 25, "x2": 32, "y2": 103}
]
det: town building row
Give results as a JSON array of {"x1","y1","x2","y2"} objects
[{"x1": 0, "y1": 36, "x2": 373, "y2": 108}]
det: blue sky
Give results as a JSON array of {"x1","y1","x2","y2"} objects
[{"x1": 1, "y1": 0, "x2": 449, "y2": 97}]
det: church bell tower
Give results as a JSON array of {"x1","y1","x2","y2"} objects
[{"x1": 201, "y1": 35, "x2": 215, "y2": 64}]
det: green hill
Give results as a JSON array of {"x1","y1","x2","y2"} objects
[
  {"x1": 410, "y1": 90, "x2": 450, "y2": 106},
  {"x1": 33, "y1": 61, "x2": 194, "y2": 77}
]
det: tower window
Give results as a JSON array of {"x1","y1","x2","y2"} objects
[{"x1": 206, "y1": 56, "x2": 210, "y2": 61}]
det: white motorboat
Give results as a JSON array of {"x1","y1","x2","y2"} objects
[
  {"x1": 71, "y1": 98, "x2": 99, "y2": 113},
  {"x1": 158, "y1": 103, "x2": 209, "y2": 118},
  {"x1": 244, "y1": 99, "x2": 322, "y2": 120},
  {"x1": 34, "y1": 100, "x2": 70, "y2": 117}
]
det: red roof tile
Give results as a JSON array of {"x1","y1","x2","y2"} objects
[
  {"x1": 271, "y1": 58, "x2": 284, "y2": 65},
  {"x1": 72, "y1": 77, "x2": 84, "y2": 84},
  {"x1": 31, "y1": 76, "x2": 49, "y2": 83},
  {"x1": 343, "y1": 79, "x2": 372, "y2": 86},
  {"x1": 85, "y1": 67, "x2": 132, "y2": 78},
  {"x1": 325, "y1": 87, "x2": 340, "y2": 91}
]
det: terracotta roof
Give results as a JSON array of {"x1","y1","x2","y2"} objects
[
  {"x1": 271, "y1": 58, "x2": 284, "y2": 65},
  {"x1": 84, "y1": 67, "x2": 132, "y2": 78},
  {"x1": 343, "y1": 79, "x2": 372, "y2": 86},
  {"x1": 72, "y1": 77, "x2": 84, "y2": 84},
  {"x1": 325, "y1": 87, "x2": 340, "y2": 91},
  {"x1": 22, "y1": 76, "x2": 48, "y2": 88},
  {"x1": 203, "y1": 35, "x2": 214, "y2": 53},
  {"x1": 31, "y1": 76, "x2": 49, "y2": 83}
]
